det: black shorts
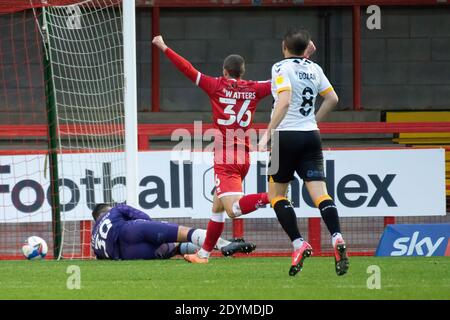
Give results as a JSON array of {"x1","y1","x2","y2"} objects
[{"x1": 267, "y1": 130, "x2": 325, "y2": 183}]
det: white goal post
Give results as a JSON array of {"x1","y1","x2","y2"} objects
[{"x1": 123, "y1": 0, "x2": 138, "y2": 208}]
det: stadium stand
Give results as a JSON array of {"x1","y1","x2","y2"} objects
[{"x1": 386, "y1": 111, "x2": 450, "y2": 209}]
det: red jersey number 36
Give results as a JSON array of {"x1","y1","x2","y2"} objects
[{"x1": 217, "y1": 98, "x2": 252, "y2": 128}]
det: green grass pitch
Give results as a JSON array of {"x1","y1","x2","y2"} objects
[{"x1": 1, "y1": 257, "x2": 449, "y2": 300}]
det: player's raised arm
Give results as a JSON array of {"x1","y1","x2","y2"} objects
[
  {"x1": 304, "y1": 40, "x2": 316, "y2": 59},
  {"x1": 115, "y1": 204, "x2": 151, "y2": 221},
  {"x1": 152, "y1": 35, "x2": 198, "y2": 82},
  {"x1": 152, "y1": 35, "x2": 217, "y2": 94}
]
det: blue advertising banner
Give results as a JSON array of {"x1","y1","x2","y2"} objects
[{"x1": 375, "y1": 224, "x2": 450, "y2": 257}]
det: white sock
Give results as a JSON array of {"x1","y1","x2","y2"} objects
[
  {"x1": 292, "y1": 238, "x2": 304, "y2": 251},
  {"x1": 179, "y1": 242, "x2": 199, "y2": 255},
  {"x1": 194, "y1": 212, "x2": 225, "y2": 258},
  {"x1": 332, "y1": 232, "x2": 343, "y2": 247},
  {"x1": 215, "y1": 238, "x2": 231, "y2": 250},
  {"x1": 232, "y1": 201, "x2": 242, "y2": 218},
  {"x1": 211, "y1": 212, "x2": 225, "y2": 222},
  {"x1": 190, "y1": 229, "x2": 207, "y2": 248},
  {"x1": 197, "y1": 248, "x2": 210, "y2": 258}
]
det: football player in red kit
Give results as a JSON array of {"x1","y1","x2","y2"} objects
[{"x1": 152, "y1": 35, "x2": 273, "y2": 263}]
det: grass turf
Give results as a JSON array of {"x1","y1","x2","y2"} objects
[{"x1": 0, "y1": 257, "x2": 449, "y2": 300}]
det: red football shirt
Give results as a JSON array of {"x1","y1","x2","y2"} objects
[{"x1": 165, "y1": 48, "x2": 271, "y2": 164}]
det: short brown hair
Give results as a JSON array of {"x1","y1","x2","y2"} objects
[
  {"x1": 283, "y1": 27, "x2": 311, "y2": 56},
  {"x1": 92, "y1": 203, "x2": 111, "y2": 221},
  {"x1": 223, "y1": 54, "x2": 245, "y2": 79}
]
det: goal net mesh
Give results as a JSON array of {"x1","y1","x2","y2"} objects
[
  {"x1": 0, "y1": 6, "x2": 51, "y2": 259},
  {"x1": 45, "y1": 0, "x2": 126, "y2": 259}
]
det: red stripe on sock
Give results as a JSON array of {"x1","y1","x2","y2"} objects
[
  {"x1": 202, "y1": 220, "x2": 225, "y2": 252},
  {"x1": 238, "y1": 192, "x2": 269, "y2": 215}
]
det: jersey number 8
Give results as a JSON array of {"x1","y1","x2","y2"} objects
[{"x1": 300, "y1": 87, "x2": 314, "y2": 117}]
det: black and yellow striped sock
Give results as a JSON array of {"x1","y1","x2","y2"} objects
[
  {"x1": 271, "y1": 196, "x2": 302, "y2": 242},
  {"x1": 315, "y1": 195, "x2": 341, "y2": 236}
]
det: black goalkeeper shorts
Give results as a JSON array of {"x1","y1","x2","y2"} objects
[{"x1": 267, "y1": 130, "x2": 325, "y2": 183}]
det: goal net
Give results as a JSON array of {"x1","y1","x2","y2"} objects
[
  {"x1": 0, "y1": 0, "x2": 137, "y2": 260},
  {"x1": 0, "y1": 5, "x2": 50, "y2": 260}
]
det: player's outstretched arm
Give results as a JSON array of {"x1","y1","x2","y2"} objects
[
  {"x1": 304, "y1": 40, "x2": 316, "y2": 59},
  {"x1": 315, "y1": 89, "x2": 339, "y2": 123},
  {"x1": 152, "y1": 35, "x2": 168, "y2": 52},
  {"x1": 152, "y1": 35, "x2": 199, "y2": 83}
]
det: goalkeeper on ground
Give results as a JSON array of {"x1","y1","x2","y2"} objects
[{"x1": 90, "y1": 203, "x2": 255, "y2": 260}]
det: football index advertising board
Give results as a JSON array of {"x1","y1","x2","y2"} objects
[{"x1": 0, "y1": 148, "x2": 446, "y2": 222}]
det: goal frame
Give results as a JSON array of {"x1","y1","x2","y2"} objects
[
  {"x1": 41, "y1": 0, "x2": 139, "y2": 259},
  {"x1": 123, "y1": 0, "x2": 139, "y2": 208}
]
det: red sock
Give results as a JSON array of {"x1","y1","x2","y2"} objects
[
  {"x1": 238, "y1": 192, "x2": 269, "y2": 215},
  {"x1": 201, "y1": 220, "x2": 225, "y2": 252}
]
